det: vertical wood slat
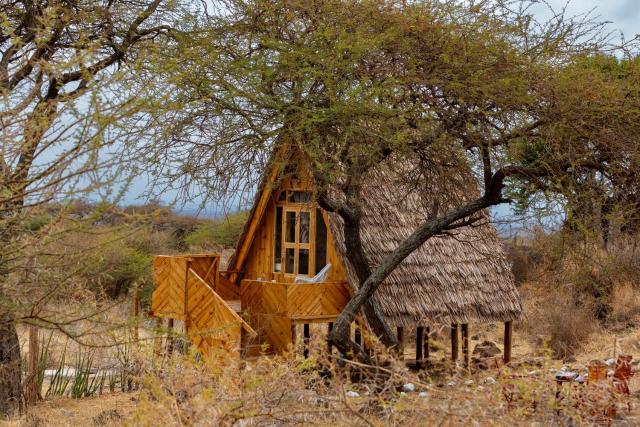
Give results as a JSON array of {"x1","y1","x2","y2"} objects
[
  {"x1": 303, "y1": 323, "x2": 310, "y2": 358},
  {"x1": 166, "y1": 318, "x2": 175, "y2": 356},
  {"x1": 153, "y1": 318, "x2": 163, "y2": 357},
  {"x1": 396, "y1": 326, "x2": 405, "y2": 360},
  {"x1": 424, "y1": 327, "x2": 430, "y2": 363},
  {"x1": 416, "y1": 326, "x2": 424, "y2": 368},
  {"x1": 504, "y1": 321, "x2": 513, "y2": 364},
  {"x1": 461, "y1": 323, "x2": 469, "y2": 368},
  {"x1": 451, "y1": 323, "x2": 459, "y2": 361}
]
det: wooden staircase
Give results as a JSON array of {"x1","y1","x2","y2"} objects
[{"x1": 151, "y1": 254, "x2": 256, "y2": 359}]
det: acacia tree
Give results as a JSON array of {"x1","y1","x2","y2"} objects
[
  {"x1": 139, "y1": 0, "x2": 632, "y2": 357},
  {"x1": 0, "y1": 0, "x2": 194, "y2": 415}
]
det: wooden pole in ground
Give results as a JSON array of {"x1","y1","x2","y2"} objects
[
  {"x1": 416, "y1": 326, "x2": 424, "y2": 369},
  {"x1": 25, "y1": 325, "x2": 40, "y2": 404},
  {"x1": 153, "y1": 317, "x2": 162, "y2": 357},
  {"x1": 166, "y1": 318, "x2": 175, "y2": 356},
  {"x1": 291, "y1": 322, "x2": 297, "y2": 351},
  {"x1": 396, "y1": 326, "x2": 405, "y2": 360},
  {"x1": 461, "y1": 324, "x2": 470, "y2": 369},
  {"x1": 424, "y1": 327, "x2": 430, "y2": 365},
  {"x1": 327, "y1": 322, "x2": 333, "y2": 354},
  {"x1": 504, "y1": 321, "x2": 513, "y2": 364},
  {"x1": 133, "y1": 285, "x2": 140, "y2": 343},
  {"x1": 303, "y1": 323, "x2": 310, "y2": 358},
  {"x1": 451, "y1": 323, "x2": 459, "y2": 361}
]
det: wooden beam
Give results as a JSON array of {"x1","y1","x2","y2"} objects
[
  {"x1": 504, "y1": 321, "x2": 513, "y2": 364},
  {"x1": 303, "y1": 323, "x2": 310, "y2": 358},
  {"x1": 396, "y1": 326, "x2": 405, "y2": 360},
  {"x1": 153, "y1": 317, "x2": 163, "y2": 357},
  {"x1": 451, "y1": 323, "x2": 459, "y2": 361},
  {"x1": 424, "y1": 327, "x2": 430, "y2": 364},
  {"x1": 461, "y1": 324, "x2": 469, "y2": 369},
  {"x1": 291, "y1": 322, "x2": 297, "y2": 351},
  {"x1": 166, "y1": 318, "x2": 175, "y2": 356},
  {"x1": 416, "y1": 326, "x2": 424, "y2": 369}
]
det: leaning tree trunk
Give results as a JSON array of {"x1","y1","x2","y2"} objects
[
  {"x1": 341, "y1": 216, "x2": 397, "y2": 349},
  {"x1": 0, "y1": 314, "x2": 22, "y2": 417}
]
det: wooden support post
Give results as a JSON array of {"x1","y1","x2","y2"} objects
[
  {"x1": 396, "y1": 326, "x2": 405, "y2": 360},
  {"x1": 504, "y1": 321, "x2": 513, "y2": 364},
  {"x1": 461, "y1": 323, "x2": 469, "y2": 369},
  {"x1": 166, "y1": 318, "x2": 175, "y2": 356},
  {"x1": 416, "y1": 326, "x2": 424, "y2": 369},
  {"x1": 451, "y1": 323, "x2": 459, "y2": 361},
  {"x1": 327, "y1": 322, "x2": 333, "y2": 354},
  {"x1": 291, "y1": 322, "x2": 297, "y2": 351},
  {"x1": 133, "y1": 286, "x2": 140, "y2": 343},
  {"x1": 354, "y1": 323, "x2": 362, "y2": 347},
  {"x1": 303, "y1": 323, "x2": 310, "y2": 358},
  {"x1": 424, "y1": 327, "x2": 430, "y2": 364},
  {"x1": 25, "y1": 325, "x2": 40, "y2": 404},
  {"x1": 153, "y1": 317, "x2": 162, "y2": 357}
]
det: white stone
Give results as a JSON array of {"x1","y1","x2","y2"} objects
[
  {"x1": 481, "y1": 377, "x2": 496, "y2": 385},
  {"x1": 400, "y1": 392, "x2": 407, "y2": 396},
  {"x1": 605, "y1": 358, "x2": 616, "y2": 366},
  {"x1": 345, "y1": 391, "x2": 359, "y2": 398},
  {"x1": 464, "y1": 379, "x2": 474, "y2": 386},
  {"x1": 418, "y1": 391, "x2": 429, "y2": 398},
  {"x1": 446, "y1": 381, "x2": 456, "y2": 387},
  {"x1": 402, "y1": 383, "x2": 416, "y2": 392}
]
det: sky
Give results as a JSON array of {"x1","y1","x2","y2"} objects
[
  {"x1": 535, "y1": 0, "x2": 639, "y2": 39},
  {"x1": 124, "y1": 0, "x2": 640, "y2": 220}
]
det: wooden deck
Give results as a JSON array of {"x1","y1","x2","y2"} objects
[
  {"x1": 151, "y1": 254, "x2": 351, "y2": 358},
  {"x1": 240, "y1": 279, "x2": 351, "y2": 353}
]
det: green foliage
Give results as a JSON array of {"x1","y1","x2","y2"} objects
[
  {"x1": 24, "y1": 214, "x2": 51, "y2": 232},
  {"x1": 184, "y1": 211, "x2": 249, "y2": 249}
]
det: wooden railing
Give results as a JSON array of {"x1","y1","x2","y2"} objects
[
  {"x1": 240, "y1": 280, "x2": 350, "y2": 320},
  {"x1": 186, "y1": 269, "x2": 256, "y2": 357}
]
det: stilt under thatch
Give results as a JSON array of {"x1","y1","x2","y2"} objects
[
  {"x1": 416, "y1": 326, "x2": 424, "y2": 368},
  {"x1": 504, "y1": 321, "x2": 513, "y2": 363},
  {"x1": 396, "y1": 326, "x2": 405, "y2": 360},
  {"x1": 461, "y1": 323, "x2": 469, "y2": 368},
  {"x1": 451, "y1": 323, "x2": 459, "y2": 361},
  {"x1": 423, "y1": 327, "x2": 430, "y2": 364}
]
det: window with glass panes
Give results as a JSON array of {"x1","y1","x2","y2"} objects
[{"x1": 273, "y1": 190, "x2": 328, "y2": 276}]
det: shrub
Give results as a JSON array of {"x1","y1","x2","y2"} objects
[{"x1": 185, "y1": 211, "x2": 248, "y2": 250}]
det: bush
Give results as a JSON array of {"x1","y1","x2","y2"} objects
[{"x1": 184, "y1": 211, "x2": 248, "y2": 250}]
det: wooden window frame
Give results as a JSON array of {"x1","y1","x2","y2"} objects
[{"x1": 274, "y1": 190, "x2": 316, "y2": 277}]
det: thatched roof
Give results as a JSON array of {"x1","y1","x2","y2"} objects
[{"x1": 229, "y1": 148, "x2": 522, "y2": 326}]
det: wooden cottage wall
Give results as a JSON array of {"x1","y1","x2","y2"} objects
[{"x1": 242, "y1": 191, "x2": 347, "y2": 283}]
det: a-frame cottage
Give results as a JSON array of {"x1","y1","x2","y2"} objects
[{"x1": 150, "y1": 145, "x2": 522, "y2": 365}]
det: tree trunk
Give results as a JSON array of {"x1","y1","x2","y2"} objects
[
  {"x1": 341, "y1": 215, "x2": 397, "y2": 348},
  {"x1": 0, "y1": 315, "x2": 22, "y2": 417}
]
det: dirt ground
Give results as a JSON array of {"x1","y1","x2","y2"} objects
[
  {"x1": 2, "y1": 393, "x2": 136, "y2": 427},
  {"x1": 5, "y1": 323, "x2": 640, "y2": 426}
]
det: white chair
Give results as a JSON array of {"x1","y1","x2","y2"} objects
[{"x1": 294, "y1": 264, "x2": 332, "y2": 284}]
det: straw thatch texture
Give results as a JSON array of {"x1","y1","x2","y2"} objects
[
  {"x1": 229, "y1": 149, "x2": 521, "y2": 326},
  {"x1": 326, "y1": 161, "x2": 522, "y2": 326}
]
